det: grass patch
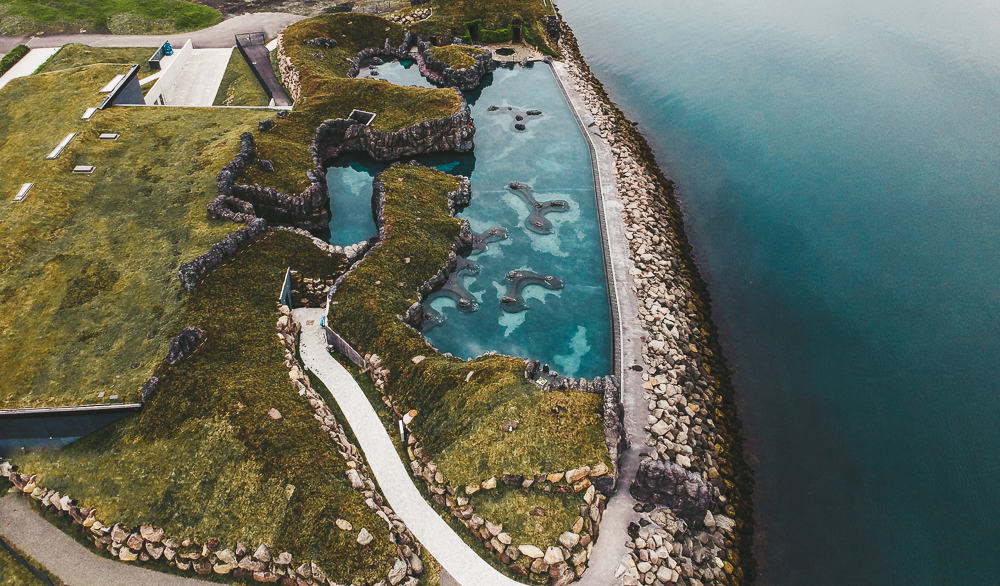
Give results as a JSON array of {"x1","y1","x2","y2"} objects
[
  {"x1": 414, "y1": 0, "x2": 558, "y2": 55},
  {"x1": 427, "y1": 44, "x2": 485, "y2": 70},
  {"x1": 340, "y1": 357, "x2": 531, "y2": 582},
  {"x1": 212, "y1": 49, "x2": 271, "y2": 107},
  {"x1": 0, "y1": 63, "x2": 273, "y2": 409},
  {"x1": 470, "y1": 488, "x2": 582, "y2": 548},
  {"x1": 326, "y1": 164, "x2": 610, "y2": 489},
  {"x1": 37, "y1": 44, "x2": 155, "y2": 76},
  {"x1": 0, "y1": 44, "x2": 28, "y2": 76},
  {"x1": 0, "y1": 0, "x2": 220, "y2": 36},
  {"x1": 243, "y1": 79, "x2": 461, "y2": 194},
  {"x1": 13, "y1": 230, "x2": 400, "y2": 583}
]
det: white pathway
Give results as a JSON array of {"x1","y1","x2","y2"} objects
[
  {"x1": 0, "y1": 47, "x2": 59, "y2": 90},
  {"x1": 292, "y1": 307, "x2": 525, "y2": 586}
]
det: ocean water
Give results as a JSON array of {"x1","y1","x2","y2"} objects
[
  {"x1": 555, "y1": 0, "x2": 1000, "y2": 583},
  {"x1": 326, "y1": 63, "x2": 612, "y2": 378}
]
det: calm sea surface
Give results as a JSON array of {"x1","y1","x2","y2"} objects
[{"x1": 556, "y1": 0, "x2": 1000, "y2": 583}]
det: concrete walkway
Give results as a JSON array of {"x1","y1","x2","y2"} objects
[
  {"x1": 0, "y1": 47, "x2": 59, "y2": 90},
  {"x1": 549, "y1": 60, "x2": 649, "y2": 586},
  {"x1": 0, "y1": 492, "x2": 215, "y2": 586},
  {"x1": 292, "y1": 307, "x2": 526, "y2": 586},
  {"x1": 17, "y1": 12, "x2": 305, "y2": 50}
]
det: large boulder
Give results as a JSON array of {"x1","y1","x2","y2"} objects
[
  {"x1": 166, "y1": 327, "x2": 205, "y2": 365},
  {"x1": 629, "y1": 459, "x2": 713, "y2": 524}
]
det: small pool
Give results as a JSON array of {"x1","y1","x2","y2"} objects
[
  {"x1": 357, "y1": 58, "x2": 435, "y2": 89},
  {"x1": 326, "y1": 156, "x2": 380, "y2": 246}
]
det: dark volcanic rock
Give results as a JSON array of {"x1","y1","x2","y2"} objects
[
  {"x1": 630, "y1": 459, "x2": 713, "y2": 524},
  {"x1": 305, "y1": 37, "x2": 338, "y2": 48},
  {"x1": 166, "y1": 327, "x2": 204, "y2": 365},
  {"x1": 258, "y1": 119, "x2": 275, "y2": 132},
  {"x1": 177, "y1": 218, "x2": 267, "y2": 291},
  {"x1": 140, "y1": 376, "x2": 159, "y2": 403}
]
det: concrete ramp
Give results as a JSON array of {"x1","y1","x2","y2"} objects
[
  {"x1": 235, "y1": 32, "x2": 292, "y2": 106},
  {"x1": 145, "y1": 40, "x2": 232, "y2": 106}
]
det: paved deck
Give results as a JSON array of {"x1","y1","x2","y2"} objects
[
  {"x1": 549, "y1": 60, "x2": 649, "y2": 586},
  {"x1": 292, "y1": 307, "x2": 526, "y2": 586},
  {"x1": 236, "y1": 40, "x2": 292, "y2": 106},
  {"x1": 160, "y1": 47, "x2": 233, "y2": 106},
  {"x1": 0, "y1": 48, "x2": 59, "y2": 90},
  {"x1": 0, "y1": 492, "x2": 215, "y2": 585}
]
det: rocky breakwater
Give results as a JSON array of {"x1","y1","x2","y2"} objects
[
  {"x1": 364, "y1": 353, "x2": 612, "y2": 586},
  {"x1": 553, "y1": 14, "x2": 754, "y2": 585}
]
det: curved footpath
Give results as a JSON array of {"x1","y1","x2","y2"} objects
[
  {"x1": 0, "y1": 12, "x2": 305, "y2": 51},
  {"x1": 292, "y1": 307, "x2": 525, "y2": 586},
  {"x1": 0, "y1": 492, "x2": 215, "y2": 586}
]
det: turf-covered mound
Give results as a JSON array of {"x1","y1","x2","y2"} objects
[{"x1": 13, "y1": 231, "x2": 401, "y2": 583}]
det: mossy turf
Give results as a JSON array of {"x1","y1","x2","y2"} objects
[
  {"x1": 414, "y1": 0, "x2": 557, "y2": 55},
  {"x1": 326, "y1": 165, "x2": 610, "y2": 488},
  {"x1": 0, "y1": 64, "x2": 274, "y2": 409},
  {"x1": 470, "y1": 487, "x2": 583, "y2": 549},
  {"x1": 241, "y1": 13, "x2": 462, "y2": 194},
  {"x1": 37, "y1": 44, "x2": 155, "y2": 76},
  {"x1": 0, "y1": 0, "x2": 220, "y2": 36},
  {"x1": 14, "y1": 230, "x2": 399, "y2": 583},
  {"x1": 212, "y1": 48, "x2": 270, "y2": 107},
  {"x1": 427, "y1": 44, "x2": 485, "y2": 70}
]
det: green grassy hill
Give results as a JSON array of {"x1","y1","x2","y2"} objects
[{"x1": 0, "y1": 0, "x2": 220, "y2": 35}]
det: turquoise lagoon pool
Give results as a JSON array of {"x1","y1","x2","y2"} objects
[{"x1": 326, "y1": 63, "x2": 611, "y2": 379}]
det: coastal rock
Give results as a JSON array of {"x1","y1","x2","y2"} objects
[{"x1": 629, "y1": 459, "x2": 713, "y2": 524}]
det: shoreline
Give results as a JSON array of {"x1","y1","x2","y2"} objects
[{"x1": 553, "y1": 15, "x2": 756, "y2": 584}]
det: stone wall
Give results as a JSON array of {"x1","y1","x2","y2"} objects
[
  {"x1": 211, "y1": 107, "x2": 473, "y2": 235},
  {"x1": 276, "y1": 34, "x2": 300, "y2": 103},
  {"x1": 364, "y1": 353, "x2": 609, "y2": 586},
  {"x1": 415, "y1": 41, "x2": 494, "y2": 91},
  {"x1": 177, "y1": 217, "x2": 268, "y2": 292}
]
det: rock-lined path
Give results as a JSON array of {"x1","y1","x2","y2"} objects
[
  {"x1": 0, "y1": 12, "x2": 305, "y2": 51},
  {"x1": 292, "y1": 307, "x2": 525, "y2": 586},
  {"x1": 0, "y1": 492, "x2": 215, "y2": 586},
  {"x1": 548, "y1": 60, "x2": 648, "y2": 586}
]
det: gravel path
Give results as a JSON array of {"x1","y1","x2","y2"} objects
[
  {"x1": 292, "y1": 307, "x2": 526, "y2": 586},
  {"x1": 0, "y1": 492, "x2": 215, "y2": 585},
  {"x1": 14, "y1": 12, "x2": 305, "y2": 49}
]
